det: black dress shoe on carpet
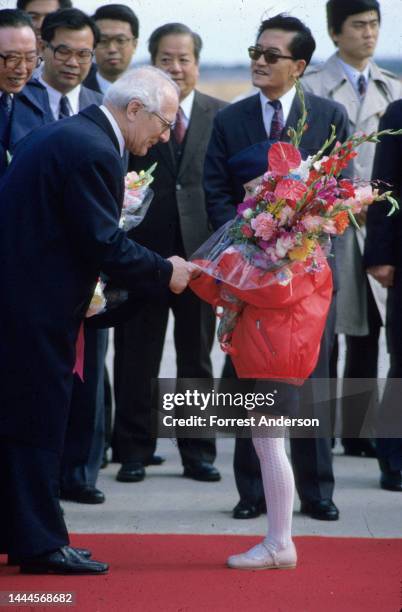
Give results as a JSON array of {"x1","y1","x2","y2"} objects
[
  {"x1": 300, "y1": 499, "x2": 339, "y2": 521},
  {"x1": 20, "y1": 546, "x2": 108, "y2": 575},
  {"x1": 183, "y1": 462, "x2": 221, "y2": 482},
  {"x1": 8, "y1": 547, "x2": 91, "y2": 565},
  {"x1": 60, "y1": 486, "x2": 105, "y2": 504},
  {"x1": 145, "y1": 454, "x2": 166, "y2": 466},
  {"x1": 116, "y1": 462, "x2": 145, "y2": 482},
  {"x1": 232, "y1": 499, "x2": 267, "y2": 519}
]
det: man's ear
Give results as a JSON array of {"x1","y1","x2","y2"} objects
[
  {"x1": 38, "y1": 39, "x2": 46, "y2": 54},
  {"x1": 294, "y1": 59, "x2": 306, "y2": 79},
  {"x1": 328, "y1": 27, "x2": 339, "y2": 46},
  {"x1": 126, "y1": 98, "x2": 143, "y2": 121}
]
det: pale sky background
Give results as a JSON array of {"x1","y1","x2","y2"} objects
[{"x1": 4, "y1": 0, "x2": 402, "y2": 64}]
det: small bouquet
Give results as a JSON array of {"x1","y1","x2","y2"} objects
[
  {"x1": 190, "y1": 81, "x2": 401, "y2": 383},
  {"x1": 120, "y1": 163, "x2": 157, "y2": 231},
  {"x1": 86, "y1": 163, "x2": 157, "y2": 318}
]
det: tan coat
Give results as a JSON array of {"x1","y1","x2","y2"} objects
[{"x1": 303, "y1": 54, "x2": 402, "y2": 335}]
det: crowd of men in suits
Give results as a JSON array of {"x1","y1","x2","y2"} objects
[{"x1": 0, "y1": 0, "x2": 401, "y2": 574}]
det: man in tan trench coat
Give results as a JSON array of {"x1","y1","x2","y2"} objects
[{"x1": 303, "y1": 0, "x2": 402, "y2": 461}]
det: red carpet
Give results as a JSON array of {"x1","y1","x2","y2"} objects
[{"x1": 1, "y1": 535, "x2": 401, "y2": 612}]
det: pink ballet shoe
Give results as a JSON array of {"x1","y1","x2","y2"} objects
[{"x1": 227, "y1": 540, "x2": 297, "y2": 570}]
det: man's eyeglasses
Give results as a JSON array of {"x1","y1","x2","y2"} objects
[
  {"x1": 248, "y1": 46, "x2": 295, "y2": 64},
  {"x1": 0, "y1": 52, "x2": 41, "y2": 69},
  {"x1": 97, "y1": 36, "x2": 135, "y2": 49},
  {"x1": 46, "y1": 43, "x2": 94, "y2": 64},
  {"x1": 150, "y1": 110, "x2": 175, "y2": 133}
]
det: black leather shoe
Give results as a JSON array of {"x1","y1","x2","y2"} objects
[
  {"x1": 343, "y1": 440, "x2": 377, "y2": 458},
  {"x1": 8, "y1": 547, "x2": 91, "y2": 566},
  {"x1": 232, "y1": 499, "x2": 267, "y2": 519},
  {"x1": 300, "y1": 499, "x2": 339, "y2": 521},
  {"x1": 60, "y1": 486, "x2": 105, "y2": 504},
  {"x1": 183, "y1": 462, "x2": 221, "y2": 482},
  {"x1": 145, "y1": 454, "x2": 166, "y2": 466},
  {"x1": 20, "y1": 546, "x2": 108, "y2": 575},
  {"x1": 116, "y1": 462, "x2": 145, "y2": 482},
  {"x1": 379, "y1": 459, "x2": 402, "y2": 491}
]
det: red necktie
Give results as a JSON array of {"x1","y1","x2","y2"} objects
[{"x1": 174, "y1": 107, "x2": 186, "y2": 144}]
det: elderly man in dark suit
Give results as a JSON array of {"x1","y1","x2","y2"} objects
[
  {"x1": 0, "y1": 66, "x2": 192, "y2": 574},
  {"x1": 204, "y1": 13, "x2": 349, "y2": 521},
  {"x1": 0, "y1": 9, "x2": 52, "y2": 177},
  {"x1": 34, "y1": 8, "x2": 110, "y2": 506},
  {"x1": 113, "y1": 23, "x2": 226, "y2": 484},
  {"x1": 365, "y1": 100, "x2": 402, "y2": 492}
]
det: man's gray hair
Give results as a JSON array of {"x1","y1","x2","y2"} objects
[{"x1": 104, "y1": 66, "x2": 179, "y2": 112}]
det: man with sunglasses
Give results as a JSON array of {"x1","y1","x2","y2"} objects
[
  {"x1": 84, "y1": 4, "x2": 139, "y2": 96},
  {"x1": 112, "y1": 23, "x2": 226, "y2": 485},
  {"x1": 204, "y1": 13, "x2": 349, "y2": 523},
  {"x1": 0, "y1": 8, "x2": 51, "y2": 176}
]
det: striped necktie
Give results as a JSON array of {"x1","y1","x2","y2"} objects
[
  {"x1": 59, "y1": 95, "x2": 71, "y2": 119},
  {"x1": 269, "y1": 99, "x2": 284, "y2": 140}
]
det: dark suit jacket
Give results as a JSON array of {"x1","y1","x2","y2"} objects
[
  {"x1": 204, "y1": 90, "x2": 349, "y2": 230},
  {"x1": 83, "y1": 63, "x2": 103, "y2": 94},
  {"x1": 0, "y1": 105, "x2": 172, "y2": 452},
  {"x1": 0, "y1": 79, "x2": 53, "y2": 176},
  {"x1": 128, "y1": 90, "x2": 227, "y2": 258},
  {"x1": 365, "y1": 100, "x2": 402, "y2": 354}
]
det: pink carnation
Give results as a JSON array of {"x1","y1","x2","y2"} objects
[{"x1": 250, "y1": 212, "x2": 276, "y2": 241}]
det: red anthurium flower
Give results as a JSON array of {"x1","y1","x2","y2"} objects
[
  {"x1": 268, "y1": 142, "x2": 302, "y2": 175},
  {"x1": 275, "y1": 178, "x2": 307, "y2": 201},
  {"x1": 241, "y1": 223, "x2": 254, "y2": 238}
]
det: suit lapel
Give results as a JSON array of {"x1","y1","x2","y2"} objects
[
  {"x1": 243, "y1": 94, "x2": 267, "y2": 145},
  {"x1": 283, "y1": 89, "x2": 310, "y2": 139},
  {"x1": 177, "y1": 91, "x2": 207, "y2": 178}
]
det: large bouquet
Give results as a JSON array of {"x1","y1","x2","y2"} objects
[{"x1": 190, "y1": 83, "x2": 400, "y2": 384}]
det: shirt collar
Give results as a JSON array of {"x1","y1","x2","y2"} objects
[
  {"x1": 179, "y1": 89, "x2": 195, "y2": 125},
  {"x1": 39, "y1": 72, "x2": 81, "y2": 119},
  {"x1": 95, "y1": 71, "x2": 113, "y2": 95},
  {"x1": 259, "y1": 85, "x2": 296, "y2": 123},
  {"x1": 100, "y1": 105, "x2": 125, "y2": 157},
  {"x1": 337, "y1": 55, "x2": 370, "y2": 95}
]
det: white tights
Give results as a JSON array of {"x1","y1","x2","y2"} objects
[{"x1": 252, "y1": 426, "x2": 295, "y2": 552}]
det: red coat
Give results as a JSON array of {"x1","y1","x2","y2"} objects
[{"x1": 190, "y1": 252, "x2": 333, "y2": 384}]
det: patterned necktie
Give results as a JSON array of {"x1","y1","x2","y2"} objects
[
  {"x1": 0, "y1": 92, "x2": 13, "y2": 148},
  {"x1": 173, "y1": 107, "x2": 186, "y2": 145},
  {"x1": 269, "y1": 99, "x2": 284, "y2": 140},
  {"x1": 357, "y1": 74, "x2": 367, "y2": 98},
  {"x1": 59, "y1": 95, "x2": 71, "y2": 119}
]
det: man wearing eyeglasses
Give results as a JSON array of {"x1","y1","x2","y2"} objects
[
  {"x1": 112, "y1": 23, "x2": 226, "y2": 485},
  {"x1": 37, "y1": 8, "x2": 102, "y2": 120},
  {"x1": 204, "y1": 13, "x2": 349, "y2": 523},
  {"x1": 16, "y1": 0, "x2": 72, "y2": 43},
  {"x1": 84, "y1": 4, "x2": 138, "y2": 96},
  {"x1": 0, "y1": 8, "x2": 51, "y2": 176}
]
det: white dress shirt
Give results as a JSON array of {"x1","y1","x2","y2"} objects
[
  {"x1": 177, "y1": 89, "x2": 195, "y2": 128},
  {"x1": 259, "y1": 85, "x2": 296, "y2": 137},
  {"x1": 337, "y1": 55, "x2": 370, "y2": 98},
  {"x1": 95, "y1": 71, "x2": 113, "y2": 95},
  {"x1": 39, "y1": 74, "x2": 81, "y2": 119},
  {"x1": 99, "y1": 105, "x2": 125, "y2": 157}
]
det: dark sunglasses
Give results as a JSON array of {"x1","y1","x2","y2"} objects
[{"x1": 248, "y1": 46, "x2": 295, "y2": 64}]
